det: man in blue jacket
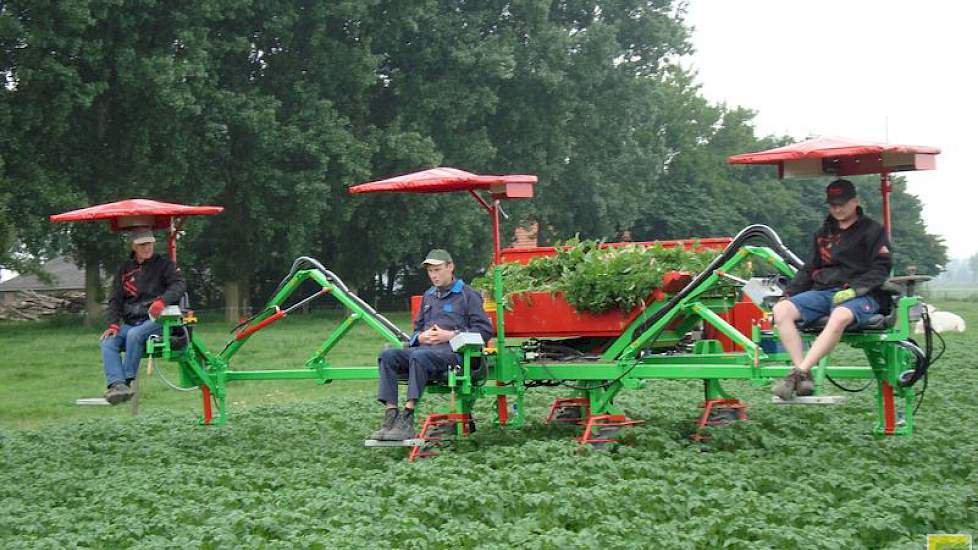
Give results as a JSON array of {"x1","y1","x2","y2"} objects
[
  {"x1": 771, "y1": 179, "x2": 892, "y2": 400},
  {"x1": 370, "y1": 249, "x2": 495, "y2": 441}
]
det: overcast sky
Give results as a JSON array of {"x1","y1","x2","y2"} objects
[{"x1": 683, "y1": 0, "x2": 976, "y2": 259}]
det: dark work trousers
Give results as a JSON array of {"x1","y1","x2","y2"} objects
[{"x1": 377, "y1": 347, "x2": 460, "y2": 405}]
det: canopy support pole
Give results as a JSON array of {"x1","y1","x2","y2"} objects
[
  {"x1": 168, "y1": 217, "x2": 187, "y2": 263},
  {"x1": 880, "y1": 171, "x2": 892, "y2": 240},
  {"x1": 491, "y1": 200, "x2": 501, "y2": 264},
  {"x1": 468, "y1": 190, "x2": 502, "y2": 264}
]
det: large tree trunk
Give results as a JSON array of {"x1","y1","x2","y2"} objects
[
  {"x1": 223, "y1": 275, "x2": 251, "y2": 324},
  {"x1": 84, "y1": 261, "x2": 102, "y2": 327},
  {"x1": 223, "y1": 280, "x2": 239, "y2": 324}
]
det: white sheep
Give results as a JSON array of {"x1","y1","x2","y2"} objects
[{"x1": 915, "y1": 304, "x2": 967, "y2": 334}]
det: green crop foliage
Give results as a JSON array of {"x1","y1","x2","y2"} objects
[
  {"x1": 2, "y1": 304, "x2": 977, "y2": 548},
  {"x1": 473, "y1": 238, "x2": 738, "y2": 313}
]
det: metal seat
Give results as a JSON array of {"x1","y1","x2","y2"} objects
[
  {"x1": 795, "y1": 282, "x2": 905, "y2": 334},
  {"x1": 395, "y1": 355, "x2": 486, "y2": 386},
  {"x1": 797, "y1": 311, "x2": 894, "y2": 333}
]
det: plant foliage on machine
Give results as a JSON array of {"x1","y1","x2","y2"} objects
[{"x1": 471, "y1": 237, "x2": 748, "y2": 313}]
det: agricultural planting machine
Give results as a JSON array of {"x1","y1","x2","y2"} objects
[{"x1": 52, "y1": 137, "x2": 943, "y2": 459}]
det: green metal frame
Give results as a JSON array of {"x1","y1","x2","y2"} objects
[
  {"x1": 147, "y1": 243, "x2": 923, "y2": 437},
  {"x1": 147, "y1": 268, "x2": 405, "y2": 425}
]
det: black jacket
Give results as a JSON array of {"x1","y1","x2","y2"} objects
[
  {"x1": 107, "y1": 253, "x2": 186, "y2": 326},
  {"x1": 785, "y1": 207, "x2": 892, "y2": 303},
  {"x1": 411, "y1": 278, "x2": 495, "y2": 354}
]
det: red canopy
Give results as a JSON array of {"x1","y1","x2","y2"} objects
[
  {"x1": 50, "y1": 199, "x2": 223, "y2": 262},
  {"x1": 727, "y1": 136, "x2": 939, "y2": 178},
  {"x1": 727, "y1": 136, "x2": 941, "y2": 239},
  {"x1": 50, "y1": 198, "x2": 224, "y2": 232},
  {"x1": 348, "y1": 167, "x2": 537, "y2": 198}
]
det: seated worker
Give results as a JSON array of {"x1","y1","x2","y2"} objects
[
  {"x1": 370, "y1": 249, "x2": 495, "y2": 441},
  {"x1": 100, "y1": 228, "x2": 186, "y2": 404},
  {"x1": 772, "y1": 179, "x2": 892, "y2": 399}
]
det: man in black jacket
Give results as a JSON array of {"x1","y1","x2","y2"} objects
[
  {"x1": 771, "y1": 179, "x2": 892, "y2": 400},
  {"x1": 99, "y1": 228, "x2": 186, "y2": 404},
  {"x1": 370, "y1": 249, "x2": 495, "y2": 441}
]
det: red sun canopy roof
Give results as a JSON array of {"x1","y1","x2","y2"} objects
[
  {"x1": 50, "y1": 198, "x2": 224, "y2": 232},
  {"x1": 727, "y1": 136, "x2": 940, "y2": 178},
  {"x1": 348, "y1": 167, "x2": 537, "y2": 199}
]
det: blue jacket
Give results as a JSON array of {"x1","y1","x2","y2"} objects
[{"x1": 411, "y1": 279, "x2": 495, "y2": 353}]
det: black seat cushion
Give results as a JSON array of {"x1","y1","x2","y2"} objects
[
  {"x1": 796, "y1": 311, "x2": 894, "y2": 333},
  {"x1": 171, "y1": 326, "x2": 190, "y2": 350}
]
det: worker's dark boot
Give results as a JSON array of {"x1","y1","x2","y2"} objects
[
  {"x1": 795, "y1": 369, "x2": 815, "y2": 396},
  {"x1": 103, "y1": 382, "x2": 132, "y2": 405},
  {"x1": 368, "y1": 408, "x2": 399, "y2": 441},
  {"x1": 772, "y1": 369, "x2": 802, "y2": 400},
  {"x1": 384, "y1": 408, "x2": 416, "y2": 441}
]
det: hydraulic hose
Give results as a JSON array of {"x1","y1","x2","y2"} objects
[
  {"x1": 274, "y1": 256, "x2": 411, "y2": 342},
  {"x1": 897, "y1": 339, "x2": 928, "y2": 387},
  {"x1": 628, "y1": 224, "x2": 804, "y2": 350}
]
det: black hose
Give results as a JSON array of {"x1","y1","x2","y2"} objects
[
  {"x1": 913, "y1": 373, "x2": 930, "y2": 415},
  {"x1": 825, "y1": 375, "x2": 872, "y2": 393},
  {"x1": 272, "y1": 256, "x2": 410, "y2": 342},
  {"x1": 897, "y1": 339, "x2": 928, "y2": 387},
  {"x1": 628, "y1": 224, "x2": 804, "y2": 351},
  {"x1": 548, "y1": 225, "x2": 807, "y2": 392},
  {"x1": 909, "y1": 306, "x2": 946, "y2": 413}
]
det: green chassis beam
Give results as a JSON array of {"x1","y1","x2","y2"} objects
[
  {"x1": 520, "y1": 363, "x2": 875, "y2": 381},
  {"x1": 149, "y1": 244, "x2": 922, "y2": 436}
]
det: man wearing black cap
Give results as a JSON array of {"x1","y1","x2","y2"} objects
[
  {"x1": 370, "y1": 248, "x2": 495, "y2": 441},
  {"x1": 99, "y1": 228, "x2": 186, "y2": 404},
  {"x1": 771, "y1": 179, "x2": 893, "y2": 400}
]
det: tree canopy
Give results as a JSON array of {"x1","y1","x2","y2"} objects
[{"x1": 0, "y1": 0, "x2": 948, "y2": 316}]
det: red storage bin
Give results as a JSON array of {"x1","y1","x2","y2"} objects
[{"x1": 410, "y1": 272, "x2": 694, "y2": 338}]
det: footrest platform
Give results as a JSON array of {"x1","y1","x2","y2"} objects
[
  {"x1": 772, "y1": 395, "x2": 847, "y2": 405},
  {"x1": 364, "y1": 439, "x2": 425, "y2": 447},
  {"x1": 75, "y1": 397, "x2": 111, "y2": 406}
]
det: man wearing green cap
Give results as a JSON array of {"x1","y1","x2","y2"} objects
[
  {"x1": 370, "y1": 248, "x2": 495, "y2": 441},
  {"x1": 771, "y1": 179, "x2": 892, "y2": 400}
]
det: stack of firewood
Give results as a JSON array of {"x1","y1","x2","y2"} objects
[{"x1": 0, "y1": 290, "x2": 86, "y2": 321}]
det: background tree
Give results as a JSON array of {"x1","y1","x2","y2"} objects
[
  {"x1": 0, "y1": 0, "x2": 950, "y2": 319},
  {"x1": 0, "y1": 0, "x2": 232, "y2": 321}
]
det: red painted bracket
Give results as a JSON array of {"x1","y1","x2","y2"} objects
[
  {"x1": 578, "y1": 414, "x2": 643, "y2": 445},
  {"x1": 882, "y1": 382, "x2": 896, "y2": 435},
  {"x1": 496, "y1": 392, "x2": 509, "y2": 426},
  {"x1": 544, "y1": 397, "x2": 591, "y2": 424},
  {"x1": 201, "y1": 385, "x2": 213, "y2": 425},
  {"x1": 696, "y1": 398, "x2": 749, "y2": 430},
  {"x1": 409, "y1": 413, "x2": 473, "y2": 462},
  {"x1": 234, "y1": 309, "x2": 285, "y2": 341}
]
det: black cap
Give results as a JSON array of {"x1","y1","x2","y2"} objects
[{"x1": 825, "y1": 179, "x2": 857, "y2": 205}]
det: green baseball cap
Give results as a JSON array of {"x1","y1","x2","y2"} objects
[{"x1": 421, "y1": 248, "x2": 453, "y2": 267}]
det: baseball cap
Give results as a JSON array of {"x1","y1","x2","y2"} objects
[
  {"x1": 421, "y1": 249, "x2": 453, "y2": 267},
  {"x1": 129, "y1": 228, "x2": 156, "y2": 245},
  {"x1": 825, "y1": 179, "x2": 857, "y2": 205}
]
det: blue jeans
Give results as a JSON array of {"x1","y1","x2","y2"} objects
[
  {"x1": 100, "y1": 319, "x2": 161, "y2": 387},
  {"x1": 377, "y1": 347, "x2": 460, "y2": 405},
  {"x1": 788, "y1": 288, "x2": 880, "y2": 328}
]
